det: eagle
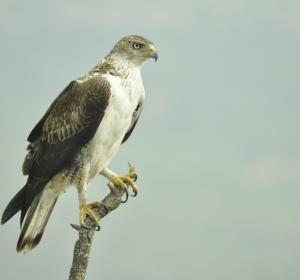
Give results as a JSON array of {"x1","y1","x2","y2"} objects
[{"x1": 1, "y1": 35, "x2": 158, "y2": 253}]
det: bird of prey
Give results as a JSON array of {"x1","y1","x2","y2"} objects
[{"x1": 1, "y1": 35, "x2": 157, "y2": 253}]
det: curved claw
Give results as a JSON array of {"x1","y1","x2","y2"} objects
[
  {"x1": 80, "y1": 203, "x2": 100, "y2": 227},
  {"x1": 128, "y1": 162, "x2": 138, "y2": 181},
  {"x1": 121, "y1": 188, "x2": 129, "y2": 203},
  {"x1": 79, "y1": 224, "x2": 101, "y2": 231},
  {"x1": 130, "y1": 191, "x2": 138, "y2": 197},
  {"x1": 94, "y1": 225, "x2": 101, "y2": 231},
  {"x1": 111, "y1": 164, "x2": 139, "y2": 201},
  {"x1": 130, "y1": 173, "x2": 138, "y2": 182}
]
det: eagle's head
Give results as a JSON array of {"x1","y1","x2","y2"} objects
[{"x1": 110, "y1": 35, "x2": 158, "y2": 66}]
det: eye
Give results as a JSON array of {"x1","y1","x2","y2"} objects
[{"x1": 132, "y1": 42, "x2": 142, "y2": 49}]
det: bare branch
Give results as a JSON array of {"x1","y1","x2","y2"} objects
[{"x1": 68, "y1": 182, "x2": 129, "y2": 280}]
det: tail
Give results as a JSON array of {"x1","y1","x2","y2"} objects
[
  {"x1": 1, "y1": 186, "x2": 27, "y2": 225},
  {"x1": 2, "y1": 178, "x2": 47, "y2": 226},
  {"x1": 16, "y1": 187, "x2": 58, "y2": 253}
]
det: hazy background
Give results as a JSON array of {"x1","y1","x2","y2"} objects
[{"x1": 0, "y1": 0, "x2": 299, "y2": 279}]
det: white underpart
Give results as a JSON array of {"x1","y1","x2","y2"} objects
[
  {"x1": 75, "y1": 65, "x2": 145, "y2": 206},
  {"x1": 42, "y1": 63, "x2": 145, "y2": 210}
]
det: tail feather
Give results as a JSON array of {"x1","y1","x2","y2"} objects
[
  {"x1": 1, "y1": 186, "x2": 27, "y2": 225},
  {"x1": 16, "y1": 187, "x2": 58, "y2": 253},
  {"x1": 2, "y1": 179, "x2": 46, "y2": 227}
]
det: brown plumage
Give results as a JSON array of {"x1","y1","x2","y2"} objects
[
  {"x1": 3, "y1": 76, "x2": 111, "y2": 230},
  {"x1": 1, "y1": 35, "x2": 157, "y2": 253}
]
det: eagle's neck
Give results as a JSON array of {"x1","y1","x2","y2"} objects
[{"x1": 90, "y1": 53, "x2": 143, "y2": 80}]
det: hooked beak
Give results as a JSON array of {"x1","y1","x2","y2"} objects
[
  {"x1": 151, "y1": 50, "x2": 158, "y2": 62},
  {"x1": 149, "y1": 44, "x2": 158, "y2": 62}
]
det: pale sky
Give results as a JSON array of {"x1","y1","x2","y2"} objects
[{"x1": 0, "y1": 1, "x2": 300, "y2": 279}]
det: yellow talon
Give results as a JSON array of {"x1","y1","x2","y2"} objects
[
  {"x1": 80, "y1": 202, "x2": 101, "y2": 226},
  {"x1": 111, "y1": 164, "x2": 139, "y2": 195},
  {"x1": 111, "y1": 176, "x2": 139, "y2": 194}
]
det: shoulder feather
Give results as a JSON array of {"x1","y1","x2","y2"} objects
[{"x1": 24, "y1": 76, "x2": 111, "y2": 179}]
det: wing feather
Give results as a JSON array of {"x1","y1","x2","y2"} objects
[
  {"x1": 122, "y1": 100, "x2": 143, "y2": 144},
  {"x1": 22, "y1": 76, "x2": 111, "y2": 214}
]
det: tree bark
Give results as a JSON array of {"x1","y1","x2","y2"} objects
[{"x1": 68, "y1": 181, "x2": 130, "y2": 280}]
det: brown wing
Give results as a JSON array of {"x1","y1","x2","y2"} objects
[{"x1": 19, "y1": 76, "x2": 111, "y2": 223}]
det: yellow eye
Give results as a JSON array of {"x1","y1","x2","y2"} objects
[{"x1": 132, "y1": 42, "x2": 142, "y2": 49}]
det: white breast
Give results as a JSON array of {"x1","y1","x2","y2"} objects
[{"x1": 85, "y1": 69, "x2": 145, "y2": 180}]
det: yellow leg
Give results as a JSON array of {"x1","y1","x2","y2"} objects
[{"x1": 100, "y1": 163, "x2": 139, "y2": 197}]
